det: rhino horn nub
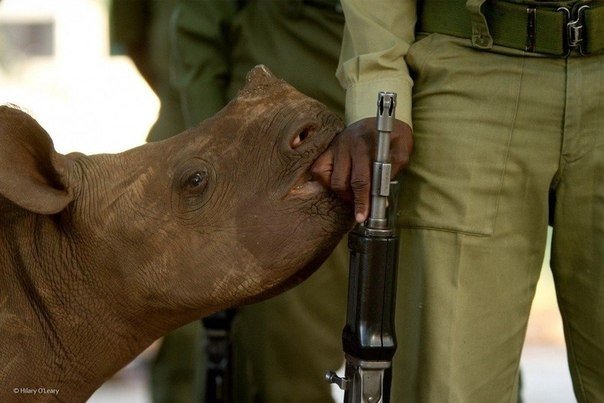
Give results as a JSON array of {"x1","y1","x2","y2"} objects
[{"x1": 243, "y1": 65, "x2": 280, "y2": 92}]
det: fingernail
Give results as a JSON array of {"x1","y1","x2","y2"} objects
[{"x1": 355, "y1": 212, "x2": 365, "y2": 223}]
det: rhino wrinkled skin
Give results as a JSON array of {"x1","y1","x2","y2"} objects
[{"x1": 0, "y1": 66, "x2": 353, "y2": 401}]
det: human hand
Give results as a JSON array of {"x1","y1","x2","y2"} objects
[{"x1": 311, "y1": 117, "x2": 413, "y2": 223}]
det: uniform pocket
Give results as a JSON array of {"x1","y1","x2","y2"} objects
[{"x1": 398, "y1": 35, "x2": 525, "y2": 236}]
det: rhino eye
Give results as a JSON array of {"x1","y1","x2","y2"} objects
[
  {"x1": 173, "y1": 165, "x2": 212, "y2": 214},
  {"x1": 185, "y1": 171, "x2": 207, "y2": 191}
]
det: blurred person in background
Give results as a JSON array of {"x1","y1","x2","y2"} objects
[
  {"x1": 171, "y1": 2, "x2": 347, "y2": 401},
  {"x1": 110, "y1": 0, "x2": 184, "y2": 142},
  {"x1": 110, "y1": 2, "x2": 198, "y2": 402},
  {"x1": 114, "y1": 0, "x2": 348, "y2": 402}
]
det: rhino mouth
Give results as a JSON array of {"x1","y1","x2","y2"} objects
[
  {"x1": 288, "y1": 171, "x2": 326, "y2": 197},
  {"x1": 286, "y1": 125, "x2": 341, "y2": 198},
  {"x1": 282, "y1": 105, "x2": 344, "y2": 199}
]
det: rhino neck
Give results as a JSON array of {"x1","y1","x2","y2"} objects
[{"x1": 0, "y1": 210, "x2": 163, "y2": 401}]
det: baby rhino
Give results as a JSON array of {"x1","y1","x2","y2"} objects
[{"x1": 0, "y1": 66, "x2": 352, "y2": 401}]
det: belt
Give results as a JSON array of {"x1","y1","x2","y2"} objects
[{"x1": 418, "y1": 0, "x2": 604, "y2": 56}]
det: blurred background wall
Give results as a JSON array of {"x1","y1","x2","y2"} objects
[{"x1": 0, "y1": 0, "x2": 157, "y2": 155}]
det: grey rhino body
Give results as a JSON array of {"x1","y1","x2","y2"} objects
[{"x1": 0, "y1": 66, "x2": 352, "y2": 401}]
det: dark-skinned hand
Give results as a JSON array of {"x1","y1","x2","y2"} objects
[{"x1": 311, "y1": 117, "x2": 413, "y2": 223}]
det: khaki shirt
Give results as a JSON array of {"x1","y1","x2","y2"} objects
[{"x1": 336, "y1": 0, "x2": 416, "y2": 127}]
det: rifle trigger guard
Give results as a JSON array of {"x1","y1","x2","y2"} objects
[{"x1": 325, "y1": 371, "x2": 351, "y2": 391}]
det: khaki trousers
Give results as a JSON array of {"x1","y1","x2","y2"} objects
[{"x1": 392, "y1": 33, "x2": 604, "y2": 402}]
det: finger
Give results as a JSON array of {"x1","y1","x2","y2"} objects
[
  {"x1": 350, "y1": 146, "x2": 372, "y2": 223},
  {"x1": 330, "y1": 140, "x2": 352, "y2": 202},
  {"x1": 310, "y1": 149, "x2": 334, "y2": 187}
]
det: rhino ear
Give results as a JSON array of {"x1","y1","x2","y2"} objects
[{"x1": 0, "y1": 106, "x2": 73, "y2": 214}]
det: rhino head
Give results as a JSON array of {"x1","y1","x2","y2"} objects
[{"x1": 0, "y1": 66, "x2": 352, "y2": 400}]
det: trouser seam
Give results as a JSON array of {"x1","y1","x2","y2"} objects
[
  {"x1": 493, "y1": 53, "x2": 526, "y2": 240},
  {"x1": 447, "y1": 234, "x2": 462, "y2": 403},
  {"x1": 502, "y1": 54, "x2": 528, "y2": 403},
  {"x1": 553, "y1": 54, "x2": 588, "y2": 402},
  {"x1": 551, "y1": 56, "x2": 593, "y2": 403},
  {"x1": 548, "y1": 57, "x2": 567, "y2": 194}
]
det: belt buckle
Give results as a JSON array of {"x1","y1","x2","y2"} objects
[{"x1": 557, "y1": 4, "x2": 591, "y2": 56}]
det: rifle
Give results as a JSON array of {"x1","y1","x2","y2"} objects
[
  {"x1": 202, "y1": 309, "x2": 236, "y2": 403},
  {"x1": 327, "y1": 92, "x2": 399, "y2": 403}
]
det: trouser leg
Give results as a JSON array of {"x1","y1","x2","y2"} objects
[
  {"x1": 391, "y1": 35, "x2": 565, "y2": 402},
  {"x1": 151, "y1": 322, "x2": 202, "y2": 403},
  {"x1": 169, "y1": 2, "x2": 346, "y2": 401},
  {"x1": 550, "y1": 54, "x2": 604, "y2": 403}
]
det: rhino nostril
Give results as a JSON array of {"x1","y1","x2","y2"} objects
[{"x1": 291, "y1": 128, "x2": 311, "y2": 148}]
